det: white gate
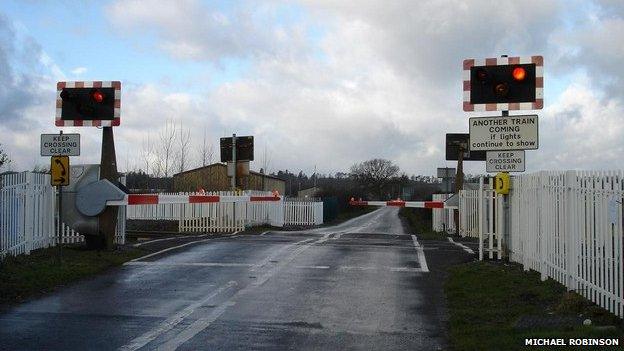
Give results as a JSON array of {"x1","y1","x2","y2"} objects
[
  {"x1": 457, "y1": 177, "x2": 504, "y2": 260},
  {"x1": 432, "y1": 193, "x2": 455, "y2": 233}
]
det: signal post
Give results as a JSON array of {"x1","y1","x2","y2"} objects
[{"x1": 460, "y1": 55, "x2": 543, "y2": 259}]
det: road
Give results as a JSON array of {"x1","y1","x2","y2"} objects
[{"x1": 0, "y1": 207, "x2": 475, "y2": 350}]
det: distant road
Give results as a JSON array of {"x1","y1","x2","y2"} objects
[{"x1": 0, "y1": 207, "x2": 475, "y2": 351}]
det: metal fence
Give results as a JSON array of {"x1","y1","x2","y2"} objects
[
  {"x1": 432, "y1": 193, "x2": 455, "y2": 233},
  {"x1": 509, "y1": 171, "x2": 624, "y2": 318},
  {"x1": 1, "y1": 172, "x2": 125, "y2": 259},
  {"x1": 455, "y1": 171, "x2": 624, "y2": 318}
]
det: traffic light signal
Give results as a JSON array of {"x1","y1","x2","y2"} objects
[
  {"x1": 55, "y1": 81, "x2": 121, "y2": 127},
  {"x1": 463, "y1": 56, "x2": 543, "y2": 111},
  {"x1": 60, "y1": 87, "x2": 115, "y2": 120}
]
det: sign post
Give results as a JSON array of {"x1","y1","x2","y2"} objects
[{"x1": 51, "y1": 152, "x2": 70, "y2": 263}]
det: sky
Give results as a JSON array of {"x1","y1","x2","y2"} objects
[{"x1": 0, "y1": 0, "x2": 623, "y2": 177}]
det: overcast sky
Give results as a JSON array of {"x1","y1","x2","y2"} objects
[{"x1": 0, "y1": 0, "x2": 622, "y2": 177}]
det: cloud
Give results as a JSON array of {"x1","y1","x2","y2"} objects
[
  {"x1": 0, "y1": 14, "x2": 48, "y2": 129},
  {"x1": 71, "y1": 66, "x2": 87, "y2": 75},
  {"x1": 5, "y1": 1, "x2": 624, "y2": 177},
  {"x1": 99, "y1": 0, "x2": 624, "y2": 176},
  {"x1": 105, "y1": 0, "x2": 313, "y2": 62}
]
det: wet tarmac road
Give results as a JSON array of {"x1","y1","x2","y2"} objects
[{"x1": 0, "y1": 207, "x2": 476, "y2": 350}]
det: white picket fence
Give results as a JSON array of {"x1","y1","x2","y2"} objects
[
  {"x1": 0, "y1": 172, "x2": 125, "y2": 259},
  {"x1": 509, "y1": 171, "x2": 624, "y2": 318},
  {"x1": 126, "y1": 192, "x2": 323, "y2": 233},
  {"x1": 432, "y1": 193, "x2": 455, "y2": 233},
  {"x1": 284, "y1": 201, "x2": 323, "y2": 226},
  {"x1": 455, "y1": 171, "x2": 624, "y2": 318}
]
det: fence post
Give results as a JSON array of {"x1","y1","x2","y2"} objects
[
  {"x1": 539, "y1": 171, "x2": 547, "y2": 281},
  {"x1": 565, "y1": 170, "x2": 577, "y2": 290},
  {"x1": 24, "y1": 172, "x2": 34, "y2": 255},
  {"x1": 479, "y1": 176, "x2": 484, "y2": 261}
]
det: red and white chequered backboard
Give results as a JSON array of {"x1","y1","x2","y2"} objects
[{"x1": 55, "y1": 81, "x2": 121, "y2": 127}]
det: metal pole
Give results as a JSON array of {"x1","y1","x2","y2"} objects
[
  {"x1": 231, "y1": 134, "x2": 236, "y2": 229},
  {"x1": 231, "y1": 134, "x2": 237, "y2": 190},
  {"x1": 58, "y1": 185, "x2": 62, "y2": 264},
  {"x1": 57, "y1": 130, "x2": 63, "y2": 264},
  {"x1": 478, "y1": 176, "x2": 484, "y2": 261}
]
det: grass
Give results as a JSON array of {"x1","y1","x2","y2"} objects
[
  {"x1": 399, "y1": 207, "x2": 449, "y2": 240},
  {"x1": 0, "y1": 246, "x2": 146, "y2": 307},
  {"x1": 445, "y1": 261, "x2": 624, "y2": 350}
]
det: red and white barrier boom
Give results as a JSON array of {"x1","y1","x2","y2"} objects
[
  {"x1": 349, "y1": 198, "x2": 457, "y2": 209},
  {"x1": 107, "y1": 194, "x2": 282, "y2": 206}
]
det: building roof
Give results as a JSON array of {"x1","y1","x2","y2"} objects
[{"x1": 173, "y1": 163, "x2": 285, "y2": 182}]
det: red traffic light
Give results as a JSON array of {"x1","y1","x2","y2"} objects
[
  {"x1": 91, "y1": 90, "x2": 105, "y2": 103},
  {"x1": 512, "y1": 67, "x2": 526, "y2": 81}
]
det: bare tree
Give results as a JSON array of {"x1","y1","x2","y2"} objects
[
  {"x1": 260, "y1": 143, "x2": 271, "y2": 174},
  {"x1": 0, "y1": 144, "x2": 10, "y2": 171},
  {"x1": 199, "y1": 128, "x2": 214, "y2": 167},
  {"x1": 350, "y1": 158, "x2": 400, "y2": 198},
  {"x1": 140, "y1": 133, "x2": 154, "y2": 175},
  {"x1": 158, "y1": 119, "x2": 177, "y2": 177},
  {"x1": 176, "y1": 121, "x2": 191, "y2": 173}
]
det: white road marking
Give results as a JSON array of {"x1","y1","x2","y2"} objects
[
  {"x1": 127, "y1": 231, "x2": 241, "y2": 263},
  {"x1": 339, "y1": 266, "x2": 377, "y2": 271},
  {"x1": 294, "y1": 265, "x2": 331, "y2": 269},
  {"x1": 260, "y1": 231, "x2": 270, "y2": 236},
  {"x1": 155, "y1": 301, "x2": 235, "y2": 351},
  {"x1": 447, "y1": 237, "x2": 475, "y2": 254},
  {"x1": 118, "y1": 281, "x2": 237, "y2": 351},
  {"x1": 411, "y1": 235, "x2": 429, "y2": 273},
  {"x1": 132, "y1": 235, "x2": 206, "y2": 247},
  {"x1": 389, "y1": 267, "x2": 427, "y2": 272},
  {"x1": 126, "y1": 239, "x2": 215, "y2": 263},
  {"x1": 124, "y1": 262, "x2": 254, "y2": 268},
  {"x1": 156, "y1": 234, "x2": 332, "y2": 350}
]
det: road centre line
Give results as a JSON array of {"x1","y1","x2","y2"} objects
[
  {"x1": 124, "y1": 262, "x2": 254, "y2": 268},
  {"x1": 411, "y1": 235, "x2": 430, "y2": 273},
  {"x1": 447, "y1": 237, "x2": 476, "y2": 254},
  {"x1": 132, "y1": 235, "x2": 207, "y2": 247},
  {"x1": 118, "y1": 280, "x2": 237, "y2": 351},
  {"x1": 126, "y1": 231, "x2": 242, "y2": 263},
  {"x1": 152, "y1": 233, "x2": 333, "y2": 350}
]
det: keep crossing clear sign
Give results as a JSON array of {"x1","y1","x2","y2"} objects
[
  {"x1": 41, "y1": 133, "x2": 80, "y2": 156},
  {"x1": 469, "y1": 115, "x2": 538, "y2": 151},
  {"x1": 486, "y1": 150, "x2": 525, "y2": 173}
]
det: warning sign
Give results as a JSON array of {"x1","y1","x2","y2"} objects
[
  {"x1": 469, "y1": 115, "x2": 538, "y2": 151},
  {"x1": 486, "y1": 151, "x2": 525, "y2": 173},
  {"x1": 51, "y1": 156, "x2": 70, "y2": 186}
]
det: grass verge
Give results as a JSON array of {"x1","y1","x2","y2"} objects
[
  {"x1": 445, "y1": 261, "x2": 624, "y2": 350},
  {"x1": 399, "y1": 207, "x2": 448, "y2": 240},
  {"x1": 0, "y1": 246, "x2": 145, "y2": 307}
]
